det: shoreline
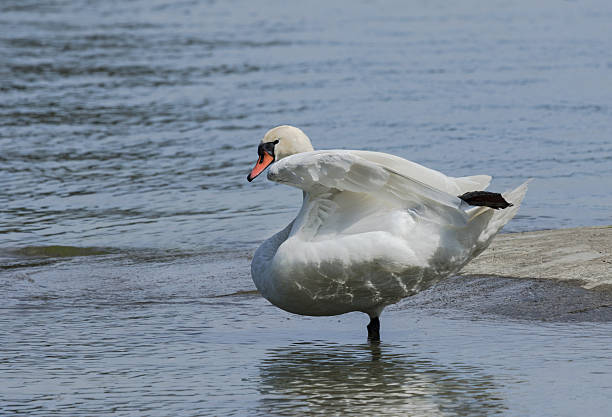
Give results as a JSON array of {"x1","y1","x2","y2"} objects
[
  {"x1": 394, "y1": 226, "x2": 612, "y2": 322},
  {"x1": 461, "y1": 225, "x2": 612, "y2": 291}
]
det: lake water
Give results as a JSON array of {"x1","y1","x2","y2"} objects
[{"x1": 1, "y1": 0, "x2": 611, "y2": 415}]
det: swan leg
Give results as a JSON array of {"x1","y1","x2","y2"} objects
[{"x1": 367, "y1": 316, "x2": 380, "y2": 342}]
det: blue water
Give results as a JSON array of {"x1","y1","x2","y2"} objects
[
  {"x1": 1, "y1": 0, "x2": 611, "y2": 251},
  {"x1": 2, "y1": 0, "x2": 612, "y2": 415}
]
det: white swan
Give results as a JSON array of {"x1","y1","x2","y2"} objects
[{"x1": 247, "y1": 125, "x2": 528, "y2": 340}]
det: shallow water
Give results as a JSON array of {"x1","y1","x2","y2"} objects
[
  {"x1": 3, "y1": 252, "x2": 612, "y2": 416},
  {"x1": 2, "y1": 0, "x2": 612, "y2": 415}
]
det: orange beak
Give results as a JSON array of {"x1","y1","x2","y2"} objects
[{"x1": 247, "y1": 152, "x2": 274, "y2": 182}]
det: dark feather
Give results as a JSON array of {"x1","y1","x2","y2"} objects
[{"x1": 458, "y1": 191, "x2": 513, "y2": 210}]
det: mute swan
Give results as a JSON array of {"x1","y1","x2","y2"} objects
[{"x1": 247, "y1": 125, "x2": 528, "y2": 341}]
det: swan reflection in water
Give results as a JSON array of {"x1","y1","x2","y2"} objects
[{"x1": 257, "y1": 342, "x2": 505, "y2": 416}]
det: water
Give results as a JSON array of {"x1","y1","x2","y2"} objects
[
  {"x1": 2, "y1": 0, "x2": 612, "y2": 415},
  {"x1": 2, "y1": 0, "x2": 612, "y2": 249},
  {"x1": 3, "y1": 253, "x2": 612, "y2": 416}
]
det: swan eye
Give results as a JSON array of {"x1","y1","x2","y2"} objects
[
  {"x1": 273, "y1": 139, "x2": 280, "y2": 144},
  {"x1": 258, "y1": 140, "x2": 278, "y2": 158}
]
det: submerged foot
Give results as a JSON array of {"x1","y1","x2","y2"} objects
[
  {"x1": 458, "y1": 190, "x2": 513, "y2": 209},
  {"x1": 367, "y1": 316, "x2": 380, "y2": 342}
]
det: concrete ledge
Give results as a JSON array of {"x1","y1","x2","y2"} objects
[{"x1": 460, "y1": 226, "x2": 612, "y2": 290}]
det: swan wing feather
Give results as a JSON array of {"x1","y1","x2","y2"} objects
[{"x1": 268, "y1": 150, "x2": 466, "y2": 211}]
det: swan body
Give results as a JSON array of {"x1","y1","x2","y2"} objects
[{"x1": 247, "y1": 126, "x2": 528, "y2": 337}]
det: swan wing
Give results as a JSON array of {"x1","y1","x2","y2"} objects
[
  {"x1": 348, "y1": 150, "x2": 491, "y2": 194},
  {"x1": 267, "y1": 151, "x2": 470, "y2": 240},
  {"x1": 269, "y1": 150, "x2": 466, "y2": 209}
]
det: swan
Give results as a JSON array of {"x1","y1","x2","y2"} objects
[{"x1": 247, "y1": 125, "x2": 528, "y2": 341}]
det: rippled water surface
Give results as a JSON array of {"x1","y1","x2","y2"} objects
[
  {"x1": 2, "y1": 0, "x2": 612, "y2": 415},
  {"x1": 2, "y1": 0, "x2": 612, "y2": 249},
  {"x1": 3, "y1": 252, "x2": 612, "y2": 416}
]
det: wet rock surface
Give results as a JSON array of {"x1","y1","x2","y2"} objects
[{"x1": 399, "y1": 275, "x2": 612, "y2": 322}]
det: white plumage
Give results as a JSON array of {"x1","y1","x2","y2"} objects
[{"x1": 247, "y1": 126, "x2": 528, "y2": 336}]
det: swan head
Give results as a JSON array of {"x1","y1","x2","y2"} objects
[{"x1": 247, "y1": 125, "x2": 314, "y2": 182}]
